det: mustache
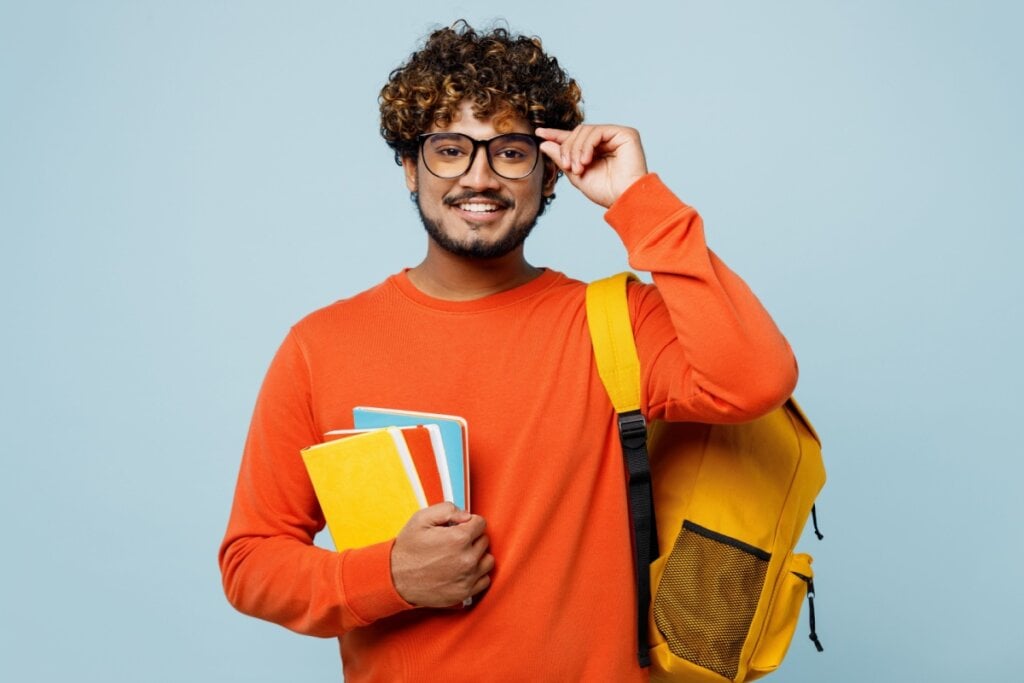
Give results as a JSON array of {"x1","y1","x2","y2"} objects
[{"x1": 443, "y1": 190, "x2": 514, "y2": 209}]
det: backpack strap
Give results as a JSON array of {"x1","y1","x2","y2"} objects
[
  {"x1": 586, "y1": 273, "x2": 642, "y2": 413},
  {"x1": 586, "y1": 272, "x2": 658, "y2": 669}
]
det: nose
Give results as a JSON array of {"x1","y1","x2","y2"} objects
[{"x1": 458, "y1": 144, "x2": 501, "y2": 191}]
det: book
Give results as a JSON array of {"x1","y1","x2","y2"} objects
[
  {"x1": 353, "y1": 406, "x2": 470, "y2": 511},
  {"x1": 396, "y1": 425, "x2": 447, "y2": 506},
  {"x1": 324, "y1": 424, "x2": 451, "y2": 506},
  {"x1": 300, "y1": 427, "x2": 426, "y2": 550}
]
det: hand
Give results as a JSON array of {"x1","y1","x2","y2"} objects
[
  {"x1": 390, "y1": 502, "x2": 494, "y2": 608},
  {"x1": 537, "y1": 124, "x2": 648, "y2": 208}
]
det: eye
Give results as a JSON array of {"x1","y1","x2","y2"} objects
[
  {"x1": 436, "y1": 146, "x2": 468, "y2": 158},
  {"x1": 490, "y1": 135, "x2": 535, "y2": 162},
  {"x1": 426, "y1": 135, "x2": 471, "y2": 158},
  {"x1": 493, "y1": 147, "x2": 527, "y2": 160}
]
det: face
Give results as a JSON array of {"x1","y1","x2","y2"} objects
[{"x1": 403, "y1": 100, "x2": 557, "y2": 260}]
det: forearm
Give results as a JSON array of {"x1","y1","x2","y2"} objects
[
  {"x1": 219, "y1": 522, "x2": 408, "y2": 636},
  {"x1": 606, "y1": 174, "x2": 798, "y2": 422},
  {"x1": 218, "y1": 330, "x2": 412, "y2": 636}
]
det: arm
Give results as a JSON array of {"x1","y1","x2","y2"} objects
[
  {"x1": 539, "y1": 126, "x2": 797, "y2": 423},
  {"x1": 219, "y1": 331, "x2": 494, "y2": 635},
  {"x1": 609, "y1": 177, "x2": 797, "y2": 422},
  {"x1": 218, "y1": 331, "x2": 412, "y2": 636}
]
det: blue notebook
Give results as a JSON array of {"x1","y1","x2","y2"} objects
[{"x1": 352, "y1": 407, "x2": 469, "y2": 511}]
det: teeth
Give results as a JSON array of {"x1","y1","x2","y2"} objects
[{"x1": 458, "y1": 203, "x2": 499, "y2": 213}]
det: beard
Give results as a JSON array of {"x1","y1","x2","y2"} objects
[{"x1": 415, "y1": 189, "x2": 545, "y2": 260}]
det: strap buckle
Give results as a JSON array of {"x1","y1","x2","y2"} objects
[
  {"x1": 617, "y1": 410, "x2": 648, "y2": 446},
  {"x1": 617, "y1": 410, "x2": 650, "y2": 484}
]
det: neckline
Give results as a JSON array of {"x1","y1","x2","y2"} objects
[{"x1": 389, "y1": 268, "x2": 562, "y2": 312}]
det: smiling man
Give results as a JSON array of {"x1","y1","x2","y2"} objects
[{"x1": 220, "y1": 21, "x2": 798, "y2": 682}]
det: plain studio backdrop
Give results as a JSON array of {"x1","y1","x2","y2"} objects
[{"x1": 2, "y1": 1, "x2": 1020, "y2": 681}]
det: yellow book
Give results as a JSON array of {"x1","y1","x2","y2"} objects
[{"x1": 301, "y1": 427, "x2": 427, "y2": 550}]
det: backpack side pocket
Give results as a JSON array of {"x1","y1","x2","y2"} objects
[
  {"x1": 748, "y1": 553, "x2": 814, "y2": 676},
  {"x1": 653, "y1": 520, "x2": 769, "y2": 680}
]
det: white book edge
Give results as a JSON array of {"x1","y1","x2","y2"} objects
[
  {"x1": 385, "y1": 427, "x2": 428, "y2": 509},
  {"x1": 423, "y1": 423, "x2": 454, "y2": 503}
]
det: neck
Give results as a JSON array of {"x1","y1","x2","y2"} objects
[{"x1": 407, "y1": 242, "x2": 542, "y2": 301}]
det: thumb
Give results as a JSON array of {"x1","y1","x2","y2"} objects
[{"x1": 417, "y1": 502, "x2": 471, "y2": 527}]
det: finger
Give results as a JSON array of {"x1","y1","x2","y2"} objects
[
  {"x1": 539, "y1": 141, "x2": 569, "y2": 171},
  {"x1": 582, "y1": 126, "x2": 619, "y2": 168},
  {"x1": 417, "y1": 501, "x2": 467, "y2": 527},
  {"x1": 570, "y1": 126, "x2": 598, "y2": 173},
  {"x1": 536, "y1": 127, "x2": 574, "y2": 170},
  {"x1": 469, "y1": 572, "x2": 491, "y2": 597},
  {"x1": 547, "y1": 124, "x2": 579, "y2": 170},
  {"x1": 477, "y1": 551, "x2": 495, "y2": 575},
  {"x1": 565, "y1": 125, "x2": 598, "y2": 175},
  {"x1": 469, "y1": 554, "x2": 494, "y2": 591},
  {"x1": 469, "y1": 533, "x2": 490, "y2": 559},
  {"x1": 534, "y1": 127, "x2": 571, "y2": 143},
  {"x1": 448, "y1": 506, "x2": 472, "y2": 524},
  {"x1": 461, "y1": 514, "x2": 487, "y2": 540},
  {"x1": 446, "y1": 514, "x2": 485, "y2": 546},
  {"x1": 574, "y1": 126, "x2": 610, "y2": 174}
]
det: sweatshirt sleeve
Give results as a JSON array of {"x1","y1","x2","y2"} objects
[
  {"x1": 218, "y1": 330, "x2": 414, "y2": 636},
  {"x1": 604, "y1": 173, "x2": 798, "y2": 423}
]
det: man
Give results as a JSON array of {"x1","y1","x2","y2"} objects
[{"x1": 220, "y1": 21, "x2": 796, "y2": 682}]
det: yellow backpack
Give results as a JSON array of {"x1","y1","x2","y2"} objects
[{"x1": 586, "y1": 273, "x2": 826, "y2": 682}]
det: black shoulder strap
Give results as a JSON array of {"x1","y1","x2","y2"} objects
[{"x1": 617, "y1": 410, "x2": 659, "y2": 668}]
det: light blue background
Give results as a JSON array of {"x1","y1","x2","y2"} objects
[{"x1": 2, "y1": 1, "x2": 1021, "y2": 681}]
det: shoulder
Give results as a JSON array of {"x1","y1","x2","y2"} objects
[
  {"x1": 287, "y1": 275, "x2": 399, "y2": 346},
  {"x1": 585, "y1": 272, "x2": 666, "y2": 328}
]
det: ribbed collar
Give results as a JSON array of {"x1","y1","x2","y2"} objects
[{"x1": 388, "y1": 267, "x2": 563, "y2": 313}]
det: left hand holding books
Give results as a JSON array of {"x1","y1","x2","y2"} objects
[{"x1": 391, "y1": 502, "x2": 494, "y2": 608}]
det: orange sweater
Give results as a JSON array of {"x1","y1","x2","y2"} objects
[{"x1": 219, "y1": 174, "x2": 797, "y2": 682}]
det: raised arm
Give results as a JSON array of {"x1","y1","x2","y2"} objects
[
  {"x1": 609, "y1": 177, "x2": 797, "y2": 422},
  {"x1": 540, "y1": 124, "x2": 797, "y2": 423}
]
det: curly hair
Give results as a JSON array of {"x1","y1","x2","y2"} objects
[{"x1": 380, "y1": 20, "x2": 584, "y2": 165}]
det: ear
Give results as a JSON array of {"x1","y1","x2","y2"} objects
[
  {"x1": 402, "y1": 156, "x2": 418, "y2": 192},
  {"x1": 541, "y1": 158, "x2": 559, "y2": 197}
]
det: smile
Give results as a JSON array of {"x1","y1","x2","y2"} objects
[
  {"x1": 456, "y1": 202, "x2": 501, "y2": 213},
  {"x1": 444, "y1": 191, "x2": 513, "y2": 217}
]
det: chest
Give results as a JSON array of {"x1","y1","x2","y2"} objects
[{"x1": 304, "y1": 296, "x2": 619, "y2": 508}]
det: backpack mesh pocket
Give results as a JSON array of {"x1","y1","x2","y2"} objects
[{"x1": 653, "y1": 521, "x2": 770, "y2": 680}]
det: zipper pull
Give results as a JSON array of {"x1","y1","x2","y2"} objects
[{"x1": 794, "y1": 572, "x2": 824, "y2": 652}]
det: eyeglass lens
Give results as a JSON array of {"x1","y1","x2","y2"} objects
[{"x1": 421, "y1": 133, "x2": 539, "y2": 180}]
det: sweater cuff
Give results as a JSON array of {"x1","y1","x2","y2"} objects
[
  {"x1": 604, "y1": 173, "x2": 694, "y2": 252},
  {"x1": 340, "y1": 539, "x2": 414, "y2": 625}
]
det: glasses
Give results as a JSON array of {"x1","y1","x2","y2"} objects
[{"x1": 418, "y1": 132, "x2": 543, "y2": 180}]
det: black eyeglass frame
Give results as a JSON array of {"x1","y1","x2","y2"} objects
[{"x1": 417, "y1": 132, "x2": 545, "y2": 180}]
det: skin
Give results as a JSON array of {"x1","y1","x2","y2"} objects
[{"x1": 391, "y1": 99, "x2": 649, "y2": 608}]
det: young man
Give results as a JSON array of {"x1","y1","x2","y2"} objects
[{"x1": 220, "y1": 22, "x2": 797, "y2": 682}]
